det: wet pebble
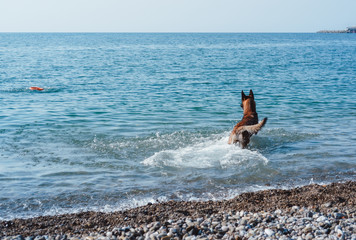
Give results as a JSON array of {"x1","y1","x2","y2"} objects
[
  {"x1": 2, "y1": 182, "x2": 355, "y2": 240},
  {"x1": 4, "y1": 206, "x2": 355, "y2": 240}
]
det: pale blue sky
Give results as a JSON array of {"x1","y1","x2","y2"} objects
[{"x1": 0, "y1": 0, "x2": 355, "y2": 32}]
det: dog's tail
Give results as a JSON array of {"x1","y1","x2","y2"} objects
[{"x1": 237, "y1": 117, "x2": 268, "y2": 135}]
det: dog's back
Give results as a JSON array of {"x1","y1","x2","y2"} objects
[{"x1": 228, "y1": 90, "x2": 267, "y2": 148}]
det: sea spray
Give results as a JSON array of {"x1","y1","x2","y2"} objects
[{"x1": 142, "y1": 135, "x2": 268, "y2": 169}]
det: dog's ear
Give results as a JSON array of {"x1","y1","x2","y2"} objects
[
  {"x1": 241, "y1": 90, "x2": 246, "y2": 100},
  {"x1": 249, "y1": 89, "x2": 254, "y2": 98}
]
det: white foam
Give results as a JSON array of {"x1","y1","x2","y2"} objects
[{"x1": 142, "y1": 135, "x2": 268, "y2": 169}]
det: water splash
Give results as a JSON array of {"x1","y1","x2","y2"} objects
[{"x1": 142, "y1": 134, "x2": 268, "y2": 169}]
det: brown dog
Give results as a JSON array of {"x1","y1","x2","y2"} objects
[{"x1": 228, "y1": 90, "x2": 267, "y2": 148}]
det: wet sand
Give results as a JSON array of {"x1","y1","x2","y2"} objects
[{"x1": 1, "y1": 181, "x2": 355, "y2": 239}]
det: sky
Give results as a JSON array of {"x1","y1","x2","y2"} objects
[{"x1": 0, "y1": 0, "x2": 355, "y2": 32}]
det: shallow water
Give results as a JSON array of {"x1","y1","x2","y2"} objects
[{"x1": 0, "y1": 33, "x2": 355, "y2": 220}]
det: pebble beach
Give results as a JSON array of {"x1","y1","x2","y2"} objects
[{"x1": 1, "y1": 181, "x2": 355, "y2": 240}]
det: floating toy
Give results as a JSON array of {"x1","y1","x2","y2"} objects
[{"x1": 29, "y1": 87, "x2": 44, "y2": 91}]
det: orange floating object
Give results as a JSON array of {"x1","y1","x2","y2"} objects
[{"x1": 29, "y1": 87, "x2": 44, "y2": 91}]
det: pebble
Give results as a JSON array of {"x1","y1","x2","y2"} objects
[
  {"x1": 305, "y1": 223, "x2": 314, "y2": 232},
  {"x1": 305, "y1": 232, "x2": 314, "y2": 240},
  {"x1": 264, "y1": 228, "x2": 274, "y2": 236},
  {"x1": 221, "y1": 226, "x2": 229, "y2": 232},
  {"x1": 316, "y1": 216, "x2": 327, "y2": 222}
]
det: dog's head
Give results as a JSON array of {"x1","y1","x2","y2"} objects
[{"x1": 241, "y1": 90, "x2": 256, "y2": 112}]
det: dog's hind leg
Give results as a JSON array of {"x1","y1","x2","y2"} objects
[
  {"x1": 228, "y1": 132, "x2": 238, "y2": 144},
  {"x1": 238, "y1": 131, "x2": 250, "y2": 149}
]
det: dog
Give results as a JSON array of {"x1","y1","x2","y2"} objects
[{"x1": 228, "y1": 90, "x2": 267, "y2": 148}]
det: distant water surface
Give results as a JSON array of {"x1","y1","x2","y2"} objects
[{"x1": 0, "y1": 33, "x2": 355, "y2": 220}]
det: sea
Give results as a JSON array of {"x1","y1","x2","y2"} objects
[{"x1": 0, "y1": 33, "x2": 355, "y2": 220}]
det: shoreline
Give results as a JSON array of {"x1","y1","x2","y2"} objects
[{"x1": 1, "y1": 181, "x2": 355, "y2": 239}]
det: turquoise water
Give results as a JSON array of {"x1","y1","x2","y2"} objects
[{"x1": 0, "y1": 33, "x2": 355, "y2": 220}]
